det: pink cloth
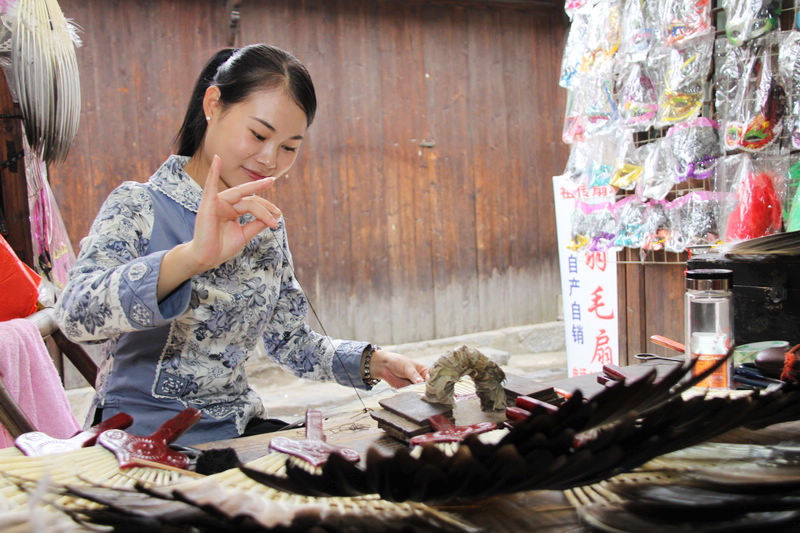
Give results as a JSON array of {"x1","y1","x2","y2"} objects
[{"x1": 0, "y1": 318, "x2": 80, "y2": 448}]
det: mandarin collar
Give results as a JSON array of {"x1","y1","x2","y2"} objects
[{"x1": 148, "y1": 155, "x2": 203, "y2": 213}]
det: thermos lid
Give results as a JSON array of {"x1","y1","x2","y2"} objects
[{"x1": 685, "y1": 268, "x2": 732, "y2": 290}]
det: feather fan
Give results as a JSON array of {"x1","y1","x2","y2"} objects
[{"x1": 238, "y1": 356, "x2": 800, "y2": 503}]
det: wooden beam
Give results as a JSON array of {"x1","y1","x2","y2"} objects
[{"x1": 0, "y1": 69, "x2": 33, "y2": 268}]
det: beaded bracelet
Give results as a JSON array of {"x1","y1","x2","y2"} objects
[{"x1": 361, "y1": 344, "x2": 381, "y2": 388}]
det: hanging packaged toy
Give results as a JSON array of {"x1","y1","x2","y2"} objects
[
  {"x1": 564, "y1": 0, "x2": 591, "y2": 20},
  {"x1": 582, "y1": 76, "x2": 620, "y2": 139},
  {"x1": 560, "y1": 14, "x2": 590, "y2": 89},
  {"x1": 618, "y1": 63, "x2": 658, "y2": 131},
  {"x1": 637, "y1": 139, "x2": 676, "y2": 201},
  {"x1": 721, "y1": 36, "x2": 785, "y2": 152},
  {"x1": 778, "y1": 31, "x2": 800, "y2": 150},
  {"x1": 720, "y1": 154, "x2": 784, "y2": 242},
  {"x1": 665, "y1": 196, "x2": 688, "y2": 252},
  {"x1": 641, "y1": 200, "x2": 670, "y2": 251},
  {"x1": 655, "y1": 35, "x2": 713, "y2": 125},
  {"x1": 585, "y1": 135, "x2": 618, "y2": 188},
  {"x1": 610, "y1": 141, "x2": 645, "y2": 191},
  {"x1": 619, "y1": 0, "x2": 657, "y2": 63},
  {"x1": 797, "y1": 0, "x2": 800, "y2": 30},
  {"x1": 563, "y1": 143, "x2": 591, "y2": 184},
  {"x1": 784, "y1": 160, "x2": 800, "y2": 231},
  {"x1": 609, "y1": 135, "x2": 643, "y2": 191},
  {"x1": 613, "y1": 195, "x2": 649, "y2": 249},
  {"x1": 659, "y1": 0, "x2": 713, "y2": 47},
  {"x1": 665, "y1": 117, "x2": 721, "y2": 182},
  {"x1": 569, "y1": 200, "x2": 617, "y2": 253},
  {"x1": 714, "y1": 36, "x2": 751, "y2": 123},
  {"x1": 580, "y1": 0, "x2": 622, "y2": 76},
  {"x1": 665, "y1": 191, "x2": 720, "y2": 252},
  {"x1": 562, "y1": 89, "x2": 586, "y2": 145},
  {"x1": 589, "y1": 202, "x2": 618, "y2": 253},
  {"x1": 722, "y1": 0, "x2": 781, "y2": 47}
]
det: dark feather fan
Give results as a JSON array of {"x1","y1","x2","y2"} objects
[
  {"x1": 239, "y1": 355, "x2": 800, "y2": 503},
  {"x1": 570, "y1": 442, "x2": 800, "y2": 532}
]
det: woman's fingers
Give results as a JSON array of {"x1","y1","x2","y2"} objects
[
  {"x1": 218, "y1": 175, "x2": 276, "y2": 204},
  {"x1": 203, "y1": 154, "x2": 222, "y2": 198},
  {"x1": 233, "y1": 195, "x2": 282, "y2": 228}
]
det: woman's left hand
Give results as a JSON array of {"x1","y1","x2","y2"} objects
[{"x1": 370, "y1": 350, "x2": 429, "y2": 389}]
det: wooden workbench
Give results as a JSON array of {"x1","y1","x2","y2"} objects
[{"x1": 194, "y1": 361, "x2": 800, "y2": 532}]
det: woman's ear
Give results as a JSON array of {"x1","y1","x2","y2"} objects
[{"x1": 202, "y1": 85, "x2": 222, "y2": 121}]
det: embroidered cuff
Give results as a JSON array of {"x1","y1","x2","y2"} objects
[
  {"x1": 331, "y1": 340, "x2": 370, "y2": 390},
  {"x1": 119, "y1": 251, "x2": 190, "y2": 328}
]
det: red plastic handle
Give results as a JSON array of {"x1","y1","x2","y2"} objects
[{"x1": 650, "y1": 334, "x2": 686, "y2": 354}]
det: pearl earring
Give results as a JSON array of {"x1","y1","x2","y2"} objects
[{"x1": 205, "y1": 115, "x2": 211, "y2": 121}]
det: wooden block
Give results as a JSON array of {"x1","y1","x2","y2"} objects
[
  {"x1": 370, "y1": 409, "x2": 429, "y2": 442},
  {"x1": 503, "y1": 372, "x2": 561, "y2": 403},
  {"x1": 378, "y1": 391, "x2": 452, "y2": 425}
]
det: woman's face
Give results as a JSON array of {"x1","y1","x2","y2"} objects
[{"x1": 200, "y1": 85, "x2": 308, "y2": 189}]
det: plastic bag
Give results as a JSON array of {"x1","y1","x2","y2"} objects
[
  {"x1": 641, "y1": 200, "x2": 670, "y2": 251},
  {"x1": 659, "y1": 0, "x2": 713, "y2": 47},
  {"x1": 714, "y1": 36, "x2": 751, "y2": 123},
  {"x1": 637, "y1": 139, "x2": 676, "y2": 201},
  {"x1": 562, "y1": 89, "x2": 586, "y2": 145},
  {"x1": 25, "y1": 136, "x2": 76, "y2": 293},
  {"x1": 613, "y1": 195, "x2": 649, "y2": 248},
  {"x1": 580, "y1": 0, "x2": 622, "y2": 76},
  {"x1": 583, "y1": 135, "x2": 619, "y2": 188},
  {"x1": 564, "y1": 0, "x2": 591, "y2": 20},
  {"x1": 722, "y1": 0, "x2": 781, "y2": 47},
  {"x1": 619, "y1": 0, "x2": 657, "y2": 63},
  {"x1": 723, "y1": 35, "x2": 785, "y2": 153},
  {"x1": 560, "y1": 14, "x2": 590, "y2": 89},
  {"x1": 665, "y1": 117, "x2": 721, "y2": 182},
  {"x1": 611, "y1": 138, "x2": 646, "y2": 190},
  {"x1": 654, "y1": 35, "x2": 713, "y2": 125},
  {"x1": 778, "y1": 31, "x2": 800, "y2": 150},
  {"x1": 665, "y1": 191, "x2": 720, "y2": 252},
  {"x1": 784, "y1": 159, "x2": 800, "y2": 231},
  {"x1": 582, "y1": 77, "x2": 620, "y2": 139},
  {"x1": 569, "y1": 200, "x2": 617, "y2": 252},
  {"x1": 0, "y1": 234, "x2": 41, "y2": 321},
  {"x1": 719, "y1": 154, "x2": 784, "y2": 242},
  {"x1": 796, "y1": 0, "x2": 800, "y2": 30},
  {"x1": 618, "y1": 62, "x2": 658, "y2": 131}
]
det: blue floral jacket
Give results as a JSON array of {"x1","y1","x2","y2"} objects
[{"x1": 56, "y1": 155, "x2": 367, "y2": 445}]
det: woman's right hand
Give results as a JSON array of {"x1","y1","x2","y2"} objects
[
  {"x1": 187, "y1": 154, "x2": 281, "y2": 272},
  {"x1": 157, "y1": 155, "x2": 281, "y2": 299}
]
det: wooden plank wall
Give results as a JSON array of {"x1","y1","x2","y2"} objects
[{"x1": 49, "y1": 0, "x2": 569, "y2": 344}]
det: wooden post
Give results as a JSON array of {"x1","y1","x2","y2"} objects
[{"x1": 0, "y1": 69, "x2": 33, "y2": 268}]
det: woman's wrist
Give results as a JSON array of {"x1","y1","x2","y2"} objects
[
  {"x1": 360, "y1": 344, "x2": 382, "y2": 387},
  {"x1": 157, "y1": 243, "x2": 205, "y2": 300},
  {"x1": 178, "y1": 241, "x2": 222, "y2": 275}
]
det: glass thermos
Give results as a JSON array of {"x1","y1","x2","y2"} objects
[{"x1": 684, "y1": 269, "x2": 734, "y2": 388}]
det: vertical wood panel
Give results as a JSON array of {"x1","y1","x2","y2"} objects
[
  {"x1": 50, "y1": 0, "x2": 570, "y2": 343},
  {"x1": 421, "y1": 5, "x2": 480, "y2": 338},
  {"x1": 377, "y1": 1, "x2": 436, "y2": 340}
]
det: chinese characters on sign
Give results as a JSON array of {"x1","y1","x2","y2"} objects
[{"x1": 553, "y1": 175, "x2": 619, "y2": 376}]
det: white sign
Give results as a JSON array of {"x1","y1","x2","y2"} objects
[{"x1": 552, "y1": 175, "x2": 620, "y2": 376}]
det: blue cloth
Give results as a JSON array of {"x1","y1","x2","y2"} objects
[{"x1": 57, "y1": 155, "x2": 367, "y2": 445}]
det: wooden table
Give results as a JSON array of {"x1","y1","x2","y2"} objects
[{"x1": 195, "y1": 361, "x2": 800, "y2": 532}]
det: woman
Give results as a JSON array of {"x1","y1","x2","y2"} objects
[{"x1": 57, "y1": 44, "x2": 428, "y2": 445}]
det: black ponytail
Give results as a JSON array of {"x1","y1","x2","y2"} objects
[{"x1": 174, "y1": 44, "x2": 317, "y2": 157}]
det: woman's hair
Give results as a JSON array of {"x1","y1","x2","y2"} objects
[{"x1": 175, "y1": 44, "x2": 317, "y2": 156}]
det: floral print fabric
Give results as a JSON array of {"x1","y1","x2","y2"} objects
[{"x1": 56, "y1": 155, "x2": 366, "y2": 444}]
